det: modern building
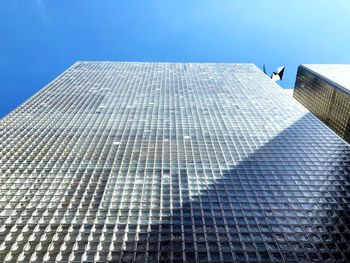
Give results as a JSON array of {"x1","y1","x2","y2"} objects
[
  {"x1": 283, "y1": 88, "x2": 294, "y2": 97},
  {"x1": 293, "y1": 64, "x2": 350, "y2": 143},
  {"x1": 0, "y1": 62, "x2": 350, "y2": 263}
]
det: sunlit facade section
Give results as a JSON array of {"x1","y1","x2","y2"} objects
[
  {"x1": 0, "y1": 62, "x2": 350, "y2": 263},
  {"x1": 294, "y1": 64, "x2": 350, "y2": 143}
]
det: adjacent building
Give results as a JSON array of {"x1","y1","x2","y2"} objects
[
  {"x1": 0, "y1": 62, "x2": 350, "y2": 262},
  {"x1": 293, "y1": 64, "x2": 350, "y2": 143}
]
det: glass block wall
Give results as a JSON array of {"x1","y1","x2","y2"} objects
[
  {"x1": 293, "y1": 65, "x2": 350, "y2": 144},
  {"x1": 0, "y1": 62, "x2": 350, "y2": 263}
]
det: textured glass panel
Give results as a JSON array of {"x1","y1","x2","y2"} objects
[
  {"x1": 294, "y1": 65, "x2": 350, "y2": 143},
  {"x1": 0, "y1": 62, "x2": 349, "y2": 262}
]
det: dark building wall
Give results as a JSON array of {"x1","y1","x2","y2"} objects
[{"x1": 293, "y1": 65, "x2": 350, "y2": 144}]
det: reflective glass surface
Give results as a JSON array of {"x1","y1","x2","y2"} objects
[
  {"x1": 301, "y1": 64, "x2": 350, "y2": 94},
  {"x1": 294, "y1": 65, "x2": 350, "y2": 144},
  {"x1": 0, "y1": 62, "x2": 350, "y2": 262}
]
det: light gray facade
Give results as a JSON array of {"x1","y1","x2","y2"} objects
[{"x1": 0, "y1": 62, "x2": 350, "y2": 262}]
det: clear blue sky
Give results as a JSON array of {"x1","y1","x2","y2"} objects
[{"x1": 1, "y1": 0, "x2": 350, "y2": 118}]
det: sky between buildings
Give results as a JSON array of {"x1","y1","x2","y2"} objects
[{"x1": 0, "y1": 0, "x2": 350, "y2": 118}]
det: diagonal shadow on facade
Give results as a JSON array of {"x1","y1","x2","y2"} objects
[
  {"x1": 1, "y1": 62, "x2": 350, "y2": 263},
  {"x1": 107, "y1": 113, "x2": 350, "y2": 263}
]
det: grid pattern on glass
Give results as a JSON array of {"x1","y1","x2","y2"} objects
[
  {"x1": 301, "y1": 64, "x2": 350, "y2": 94},
  {"x1": 0, "y1": 62, "x2": 349, "y2": 263},
  {"x1": 294, "y1": 65, "x2": 350, "y2": 144}
]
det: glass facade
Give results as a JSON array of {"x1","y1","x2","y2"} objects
[
  {"x1": 0, "y1": 62, "x2": 350, "y2": 262},
  {"x1": 293, "y1": 65, "x2": 350, "y2": 143}
]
